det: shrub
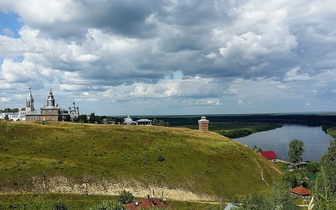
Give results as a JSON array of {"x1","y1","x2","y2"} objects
[
  {"x1": 90, "y1": 201, "x2": 125, "y2": 210},
  {"x1": 52, "y1": 201, "x2": 68, "y2": 210},
  {"x1": 118, "y1": 190, "x2": 134, "y2": 204}
]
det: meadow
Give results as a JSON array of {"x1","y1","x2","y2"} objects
[{"x1": 0, "y1": 119, "x2": 282, "y2": 207}]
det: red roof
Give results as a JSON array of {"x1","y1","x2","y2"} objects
[
  {"x1": 259, "y1": 151, "x2": 278, "y2": 160},
  {"x1": 290, "y1": 186, "x2": 312, "y2": 195},
  {"x1": 125, "y1": 198, "x2": 170, "y2": 210}
]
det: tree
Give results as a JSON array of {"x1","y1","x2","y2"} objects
[
  {"x1": 118, "y1": 190, "x2": 134, "y2": 204},
  {"x1": 319, "y1": 139, "x2": 336, "y2": 193},
  {"x1": 313, "y1": 139, "x2": 336, "y2": 209},
  {"x1": 76, "y1": 114, "x2": 88, "y2": 123},
  {"x1": 288, "y1": 139, "x2": 304, "y2": 163},
  {"x1": 4, "y1": 115, "x2": 9, "y2": 120},
  {"x1": 152, "y1": 118, "x2": 170, "y2": 126},
  {"x1": 306, "y1": 161, "x2": 320, "y2": 174},
  {"x1": 239, "y1": 182, "x2": 299, "y2": 209},
  {"x1": 268, "y1": 182, "x2": 299, "y2": 210},
  {"x1": 282, "y1": 170, "x2": 308, "y2": 188},
  {"x1": 89, "y1": 113, "x2": 96, "y2": 123}
]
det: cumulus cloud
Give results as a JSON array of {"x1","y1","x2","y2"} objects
[{"x1": 0, "y1": 0, "x2": 335, "y2": 114}]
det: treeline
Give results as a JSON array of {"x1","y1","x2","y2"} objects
[
  {"x1": 148, "y1": 114, "x2": 336, "y2": 127},
  {"x1": 73, "y1": 113, "x2": 124, "y2": 124},
  {"x1": 0, "y1": 108, "x2": 19, "y2": 113}
]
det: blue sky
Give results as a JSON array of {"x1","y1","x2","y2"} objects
[{"x1": 0, "y1": 0, "x2": 336, "y2": 115}]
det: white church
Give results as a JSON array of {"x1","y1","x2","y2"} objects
[{"x1": 0, "y1": 87, "x2": 79, "y2": 122}]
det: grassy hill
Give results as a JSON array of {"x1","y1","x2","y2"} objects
[{"x1": 0, "y1": 120, "x2": 282, "y2": 201}]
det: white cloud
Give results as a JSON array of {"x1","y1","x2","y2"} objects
[
  {"x1": 204, "y1": 52, "x2": 217, "y2": 59},
  {"x1": 0, "y1": 0, "x2": 336, "y2": 114},
  {"x1": 0, "y1": 97, "x2": 10, "y2": 102},
  {"x1": 204, "y1": 99, "x2": 221, "y2": 105},
  {"x1": 75, "y1": 54, "x2": 100, "y2": 62},
  {"x1": 3, "y1": 28, "x2": 14, "y2": 37}
]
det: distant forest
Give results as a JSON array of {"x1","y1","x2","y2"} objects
[{"x1": 146, "y1": 114, "x2": 336, "y2": 127}]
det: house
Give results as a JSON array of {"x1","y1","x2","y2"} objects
[
  {"x1": 224, "y1": 203, "x2": 239, "y2": 210},
  {"x1": 125, "y1": 197, "x2": 169, "y2": 209},
  {"x1": 259, "y1": 151, "x2": 279, "y2": 162},
  {"x1": 0, "y1": 112, "x2": 19, "y2": 121},
  {"x1": 136, "y1": 119, "x2": 152, "y2": 126},
  {"x1": 124, "y1": 115, "x2": 153, "y2": 126},
  {"x1": 289, "y1": 186, "x2": 312, "y2": 200},
  {"x1": 294, "y1": 161, "x2": 308, "y2": 169}
]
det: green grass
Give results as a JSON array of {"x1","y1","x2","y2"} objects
[
  {"x1": 0, "y1": 193, "x2": 224, "y2": 209},
  {"x1": 274, "y1": 162, "x2": 290, "y2": 172},
  {"x1": 0, "y1": 120, "x2": 282, "y2": 201},
  {"x1": 0, "y1": 193, "x2": 118, "y2": 209}
]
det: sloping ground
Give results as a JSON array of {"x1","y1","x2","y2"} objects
[{"x1": 0, "y1": 120, "x2": 282, "y2": 200}]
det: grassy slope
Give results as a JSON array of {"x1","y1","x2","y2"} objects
[{"x1": 0, "y1": 120, "x2": 282, "y2": 199}]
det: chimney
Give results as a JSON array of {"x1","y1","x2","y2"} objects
[{"x1": 198, "y1": 116, "x2": 209, "y2": 131}]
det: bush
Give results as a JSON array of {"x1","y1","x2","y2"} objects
[
  {"x1": 156, "y1": 154, "x2": 165, "y2": 162},
  {"x1": 52, "y1": 201, "x2": 68, "y2": 210},
  {"x1": 90, "y1": 201, "x2": 125, "y2": 210},
  {"x1": 118, "y1": 190, "x2": 134, "y2": 204},
  {"x1": 306, "y1": 161, "x2": 320, "y2": 174}
]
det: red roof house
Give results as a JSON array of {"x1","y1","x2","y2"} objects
[
  {"x1": 259, "y1": 151, "x2": 279, "y2": 162},
  {"x1": 125, "y1": 197, "x2": 170, "y2": 210},
  {"x1": 290, "y1": 186, "x2": 312, "y2": 200}
]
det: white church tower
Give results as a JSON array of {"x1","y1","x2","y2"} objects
[{"x1": 26, "y1": 86, "x2": 35, "y2": 113}]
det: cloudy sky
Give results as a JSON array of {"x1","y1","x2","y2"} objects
[{"x1": 0, "y1": 0, "x2": 336, "y2": 115}]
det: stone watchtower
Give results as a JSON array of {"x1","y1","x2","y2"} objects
[{"x1": 198, "y1": 116, "x2": 209, "y2": 131}]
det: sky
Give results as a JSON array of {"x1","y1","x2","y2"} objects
[{"x1": 0, "y1": 0, "x2": 336, "y2": 116}]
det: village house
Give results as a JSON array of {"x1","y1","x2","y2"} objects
[
  {"x1": 125, "y1": 197, "x2": 169, "y2": 210},
  {"x1": 259, "y1": 151, "x2": 279, "y2": 162},
  {"x1": 289, "y1": 186, "x2": 312, "y2": 200},
  {"x1": 0, "y1": 112, "x2": 19, "y2": 121}
]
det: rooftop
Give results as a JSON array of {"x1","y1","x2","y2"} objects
[
  {"x1": 290, "y1": 186, "x2": 312, "y2": 196},
  {"x1": 125, "y1": 198, "x2": 169, "y2": 210},
  {"x1": 259, "y1": 151, "x2": 279, "y2": 160}
]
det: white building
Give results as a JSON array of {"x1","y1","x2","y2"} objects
[
  {"x1": 123, "y1": 115, "x2": 152, "y2": 126},
  {"x1": 124, "y1": 115, "x2": 137, "y2": 125},
  {"x1": 68, "y1": 101, "x2": 80, "y2": 121},
  {"x1": 0, "y1": 112, "x2": 19, "y2": 121}
]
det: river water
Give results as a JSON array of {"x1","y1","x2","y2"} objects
[{"x1": 234, "y1": 125, "x2": 333, "y2": 162}]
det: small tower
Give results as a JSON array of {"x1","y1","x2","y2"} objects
[
  {"x1": 26, "y1": 86, "x2": 35, "y2": 113},
  {"x1": 47, "y1": 89, "x2": 55, "y2": 107},
  {"x1": 198, "y1": 116, "x2": 209, "y2": 131}
]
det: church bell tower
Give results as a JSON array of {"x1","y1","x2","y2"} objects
[{"x1": 26, "y1": 86, "x2": 35, "y2": 113}]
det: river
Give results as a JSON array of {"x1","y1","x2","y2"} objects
[{"x1": 234, "y1": 124, "x2": 333, "y2": 162}]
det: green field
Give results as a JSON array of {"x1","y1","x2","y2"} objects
[
  {"x1": 0, "y1": 193, "x2": 224, "y2": 209},
  {"x1": 0, "y1": 119, "x2": 282, "y2": 207}
]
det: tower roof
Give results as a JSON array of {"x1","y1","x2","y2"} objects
[
  {"x1": 27, "y1": 86, "x2": 34, "y2": 101},
  {"x1": 198, "y1": 116, "x2": 209, "y2": 123},
  {"x1": 46, "y1": 88, "x2": 56, "y2": 107}
]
